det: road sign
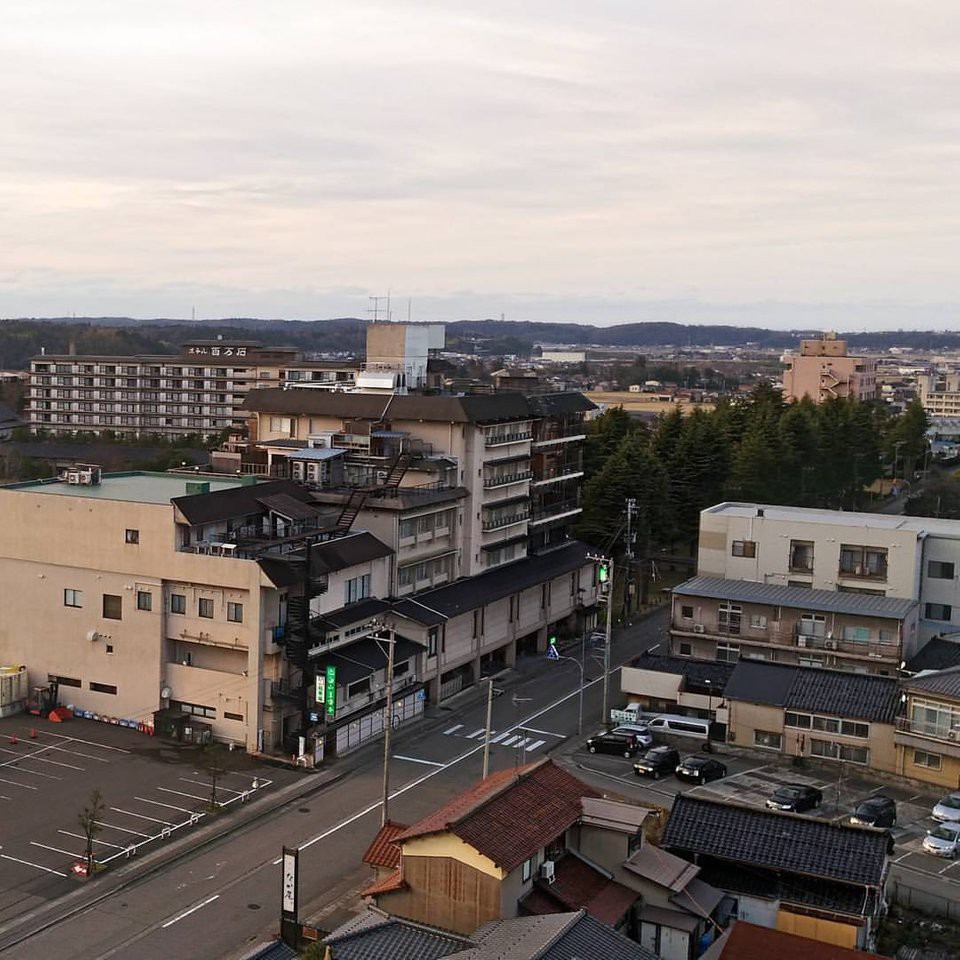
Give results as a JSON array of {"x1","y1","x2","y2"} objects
[
  {"x1": 315, "y1": 673, "x2": 325, "y2": 704},
  {"x1": 545, "y1": 643, "x2": 559, "y2": 661}
]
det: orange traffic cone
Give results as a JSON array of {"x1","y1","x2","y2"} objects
[
  {"x1": 29, "y1": 728, "x2": 37, "y2": 739},
  {"x1": 9, "y1": 734, "x2": 17, "y2": 745}
]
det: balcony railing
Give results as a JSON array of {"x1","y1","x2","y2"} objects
[
  {"x1": 484, "y1": 431, "x2": 532, "y2": 447},
  {"x1": 483, "y1": 471, "x2": 533, "y2": 488},
  {"x1": 482, "y1": 511, "x2": 530, "y2": 531},
  {"x1": 895, "y1": 716, "x2": 960, "y2": 743},
  {"x1": 838, "y1": 564, "x2": 887, "y2": 581}
]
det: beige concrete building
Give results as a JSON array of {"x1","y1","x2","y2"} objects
[
  {"x1": 781, "y1": 333, "x2": 877, "y2": 404},
  {"x1": 696, "y1": 501, "x2": 960, "y2": 643},
  {"x1": 919, "y1": 370, "x2": 960, "y2": 418},
  {"x1": 894, "y1": 667, "x2": 960, "y2": 789}
]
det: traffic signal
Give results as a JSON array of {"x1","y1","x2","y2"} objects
[
  {"x1": 546, "y1": 635, "x2": 560, "y2": 660},
  {"x1": 598, "y1": 562, "x2": 609, "y2": 584}
]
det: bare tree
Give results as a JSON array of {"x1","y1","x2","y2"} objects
[
  {"x1": 78, "y1": 789, "x2": 106, "y2": 876},
  {"x1": 201, "y1": 742, "x2": 236, "y2": 811}
]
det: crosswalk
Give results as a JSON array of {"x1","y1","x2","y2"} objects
[{"x1": 441, "y1": 723, "x2": 562, "y2": 755}]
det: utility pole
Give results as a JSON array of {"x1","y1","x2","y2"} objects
[
  {"x1": 482, "y1": 678, "x2": 495, "y2": 778},
  {"x1": 371, "y1": 621, "x2": 397, "y2": 826},
  {"x1": 587, "y1": 553, "x2": 614, "y2": 726}
]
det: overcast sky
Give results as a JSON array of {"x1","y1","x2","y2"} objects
[{"x1": 3, "y1": 1, "x2": 960, "y2": 329}]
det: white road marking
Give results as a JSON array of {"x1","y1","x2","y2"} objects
[
  {"x1": 500, "y1": 735, "x2": 521, "y2": 747},
  {"x1": 720, "y1": 764, "x2": 771, "y2": 781},
  {"x1": 135, "y1": 796, "x2": 192, "y2": 814},
  {"x1": 525, "y1": 740, "x2": 546, "y2": 752},
  {"x1": 519, "y1": 727, "x2": 566, "y2": 738},
  {"x1": 30, "y1": 841, "x2": 84, "y2": 859},
  {"x1": 392, "y1": 755, "x2": 445, "y2": 767},
  {"x1": 0, "y1": 744, "x2": 84, "y2": 771},
  {"x1": 0, "y1": 775, "x2": 37, "y2": 790},
  {"x1": 512, "y1": 738, "x2": 530, "y2": 749},
  {"x1": 179, "y1": 777, "x2": 241, "y2": 794},
  {"x1": 110, "y1": 807, "x2": 172, "y2": 826},
  {"x1": 59, "y1": 830, "x2": 125, "y2": 849},
  {"x1": 490, "y1": 732, "x2": 512, "y2": 743},
  {"x1": 31, "y1": 731, "x2": 131, "y2": 753},
  {"x1": 157, "y1": 786, "x2": 209, "y2": 802},
  {"x1": 443, "y1": 724, "x2": 463, "y2": 735},
  {"x1": 0, "y1": 853, "x2": 67, "y2": 877},
  {"x1": 93, "y1": 820, "x2": 152, "y2": 838},
  {"x1": 465, "y1": 728, "x2": 486, "y2": 739},
  {"x1": 161, "y1": 894, "x2": 220, "y2": 928}
]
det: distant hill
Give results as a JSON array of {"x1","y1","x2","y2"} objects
[{"x1": 1, "y1": 315, "x2": 958, "y2": 368}]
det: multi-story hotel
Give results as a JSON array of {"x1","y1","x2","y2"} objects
[
  {"x1": 781, "y1": 332, "x2": 877, "y2": 404},
  {"x1": 26, "y1": 340, "x2": 358, "y2": 439}
]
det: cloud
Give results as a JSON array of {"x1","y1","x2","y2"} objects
[{"x1": 2, "y1": 1, "x2": 960, "y2": 326}]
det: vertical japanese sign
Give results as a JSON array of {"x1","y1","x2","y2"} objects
[
  {"x1": 325, "y1": 665, "x2": 337, "y2": 717},
  {"x1": 281, "y1": 846, "x2": 298, "y2": 917}
]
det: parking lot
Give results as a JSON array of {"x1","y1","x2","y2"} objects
[
  {"x1": 0, "y1": 714, "x2": 300, "y2": 924},
  {"x1": 571, "y1": 736, "x2": 960, "y2": 886}
]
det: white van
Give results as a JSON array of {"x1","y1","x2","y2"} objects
[{"x1": 647, "y1": 715, "x2": 711, "y2": 740}]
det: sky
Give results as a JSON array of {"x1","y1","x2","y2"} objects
[{"x1": 3, "y1": 1, "x2": 960, "y2": 329}]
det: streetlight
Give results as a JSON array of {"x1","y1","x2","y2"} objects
[
  {"x1": 546, "y1": 635, "x2": 584, "y2": 736},
  {"x1": 703, "y1": 679, "x2": 713, "y2": 752}
]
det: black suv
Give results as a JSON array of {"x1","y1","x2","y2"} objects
[
  {"x1": 851, "y1": 795, "x2": 897, "y2": 828},
  {"x1": 634, "y1": 746, "x2": 680, "y2": 779},
  {"x1": 765, "y1": 783, "x2": 823, "y2": 813},
  {"x1": 585, "y1": 731, "x2": 641, "y2": 758}
]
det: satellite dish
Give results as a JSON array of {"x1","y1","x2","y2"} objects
[
  {"x1": 86, "y1": 629, "x2": 100, "y2": 642},
  {"x1": 160, "y1": 686, "x2": 171, "y2": 700}
]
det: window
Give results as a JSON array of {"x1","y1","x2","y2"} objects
[
  {"x1": 914, "y1": 749, "x2": 942, "y2": 770},
  {"x1": 345, "y1": 574, "x2": 371, "y2": 605},
  {"x1": 170, "y1": 593, "x2": 186, "y2": 614},
  {"x1": 799, "y1": 613, "x2": 826, "y2": 637},
  {"x1": 49, "y1": 674, "x2": 81, "y2": 688},
  {"x1": 428, "y1": 627, "x2": 439, "y2": 657},
  {"x1": 102, "y1": 594, "x2": 122, "y2": 620},
  {"x1": 224, "y1": 711, "x2": 244, "y2": 722},
  {"x1": 64, "y1": 589, "x2": 83, "y2": 608},
  {"x1": 198, "y1": 598, "x2": 214, "y2": 619},
  {"x1": 785, "y1": 712, "x2": 812, "y2": 729},
  {"x1": 925, "y1": 603, "x2": 953, "y2": 622},
  {"x1": 749, "y1": 614, "x2": 768, "y2": 629},
  {"x1": 89, "y1": 682, "x2": 118, "y2": 695},
  {"x1": 787, "y1": 580, "x2": 813, "y2": 589},
  {"x1": 678, "y1": 642, "x2": 692, "y2": 657},
  {"x1": 754, "y1": 730, "x2": 782, "y2": 750},
  {"x1": 172, "y1": 701, "x2": 216, "y2": 718},
  {"x1": 810, "y1": 739, "x2": 869, "y2": 764},
  {"x1": 125, "y1": 528, "x2": 139, "y2": 544},
  {"x1": 841, "y1": 625, "x2": 870, "y2": 644},
  {"x1": 522, "y1": 856, "x2": 534, "y2": 882},
  {"x1": 718, "y1": 602, "x2": 741, "y2": 635},
  {"x1": 928, "y1": 560, "x2": 955, "y2": 580},
  {"x1": 839, "y1": 544, "x2": 887, "y2": 579},
  {"x1": 137, "y1": 590, "x2": 152, "y2": 611},
  {"x1": 348, "y1": 677, "x2": 371, "y2": 698},
  {"x1": 106, "y1": 644, "x2": 114, "y2": 654},
  {"x1": 731, "y1": 540, "x2": 756, "y2": 558},
  {"x1": 812, "y1": 715, "x2": 840, "y2": 733},
  {"x1": 798, "y1": 655, "x2": 825, "y2": 668},
  {"x1": 227, "y1": 602, "x2": 243, "y2": 623},
  {"x1": 789, "y1": 540, "x2": 814, "y2": 572},
  {"x1": 716, "y1": 641, "x2": 740, "y2": 663},
  {"x1": 680, "y1": 605, "x2": 694, "y2": 620},
  {"x1": 840, "y1": 719, "x2": 869, "y2": 738}
]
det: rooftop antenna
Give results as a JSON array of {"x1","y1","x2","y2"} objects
[
  {"x1": 368, "y1": 296, "x2": 389, "y2": 323},
  {"x1": 191, "y1": 306, "x2": 196, "y2": 322},
  {"x1": 407, "y1": 298, "x2": 412, "y2": 322}
]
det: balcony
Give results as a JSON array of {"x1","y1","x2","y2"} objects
[
  {"x1": 894, "y1": 716, "x2": 960, "y2": 758},
  {"x1": 483, "y1": 471, "x2": 533, "y2": 488},
  {"x1": 529, "y1": 499, "x2": 582, "y2": 526},
  {"x1": 484, "y1": 431, "x2": 532, "y2": 447},
  {"x1": 482, "y1": 511, "x2": 530, "y2": 531}
]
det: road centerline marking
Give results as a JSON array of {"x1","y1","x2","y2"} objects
[
  {"x1": 392, "y1": 755, "x2": 445, "y2": 767},
  {"x1": 161, "y1": 894, "x2": 220, "y2": 928}
]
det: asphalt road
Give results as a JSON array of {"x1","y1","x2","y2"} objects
[{"x1": 0, "y1": 609, "x2": 670, "y2": 960}]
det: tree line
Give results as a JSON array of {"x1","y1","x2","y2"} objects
[{"x1": 577, "y1": 385, "x2": 929, "y2": 554}]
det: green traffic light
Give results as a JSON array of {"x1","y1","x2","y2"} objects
[{"x1": 598, "y1": 563, "x2": 609, "y2": 583}]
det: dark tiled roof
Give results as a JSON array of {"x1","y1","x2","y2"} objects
[
  {"x1": 724, "y1": 661, "x2": 900, "y2": 723},
  {"x1": 662, "y1": 796, "x2": 889, "y2": 888},
  {"x1": 324, "y1": 908, "x2": 473, "y2": 960},
  {"x1": 319, "y1": 597, "x2": 391, "y2": 630},
  {"x1": 257, "y1": 492, "x2": 321, "y2": 521},
  {"x1": 361, "y1": 821, "x2": 407, "y2": 869},
  {"x1": 526, "y1": 392, "x2": 597, "y2": 416},
  {"x1": 902, "y1": 665, "x2": 960, "y2": 699},
  {"x1": 518, "y1": 853, "x2": 638, "y2": 926},
  {"x1": 243, "y1": 940, "x2": 298, "y2": 960},
  {"x1": 257, "y1": 532, "x2": 392, "y2": 588},
  {"x1": 673, "y1": 576, "x2": 917, "y2": 620},
  {"x1": 398, "y1": 760, "x2": 599, "y2": 874},
  {"x1": 448, "y1": 911, "x2": 658, "y2": 960},
  {"x1": 243, "y1": 389, "x2": 538, "y2": 424},
  {"x1": 907, "y1": 637, "x2": 960, "y2": 673},
  {"x1": 716, "y1": 920, "x2": 885, "y2": 959},
  {"x1": 391, "y1": 542, "x2": 592, "y2": 623},
  {"x1": 173, "y1": 478, "x2": 310, "y2": 525},
  {"x1": 315, "y1": 634, "x2": 424, "y2": 685},
  {"x1": 628, "y1": 652, "x2": 736, "y2": 691}
]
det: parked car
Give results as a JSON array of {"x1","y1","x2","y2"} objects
[
  {"x1": 586, "y1": 731, "x2": 641, "y2": 758},
  {"x1": 634, "y1": 746, "x2": 680, "y2": 779},
  {"x1": 923, "y1": 822, "x2": 960, "y2": 858},
  {"x1": 646, "y1": 715, "x2": 712, "y2": 740},
  {"x1": 611, "y1": 724, "x2": 654, "y2": 749},
  {"x1": 765, "y1": 784, "x2": 823, "y2": 813},
  {"x1": 675, "y1": 756, "x2": 727, "y2": 785},
  {"x1": 932, "y1": 792, "x2": 960, "y2": 823},
  {"x1": 850, "y1": 796, "x2": 896, "y2": 829}
]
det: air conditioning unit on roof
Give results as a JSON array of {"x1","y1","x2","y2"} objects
[{"x1": 540, "y1": 860, "x2": 555, "y2": 883}]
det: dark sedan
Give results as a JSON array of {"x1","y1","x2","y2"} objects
[
  {"x1": 675, "y1": 756, "x2": 727, "y2": 785},
  {"x1": 765, "y1": 783, "x2": 823, "y2": 813}
]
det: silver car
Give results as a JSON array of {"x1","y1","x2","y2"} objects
[
  {"x1": 923, "y1": 822, "x2": 960, "y2": 858},
  {"x1": 932, "y1": 792, "x2": 960, "y2": 822},
  {"x1": 611, "y1": 724, "x2": 653, "y2": 749}
]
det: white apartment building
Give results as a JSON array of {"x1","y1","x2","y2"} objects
[{"x1": 695, "y1": 502, "x2": 960, "y2": 645}]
